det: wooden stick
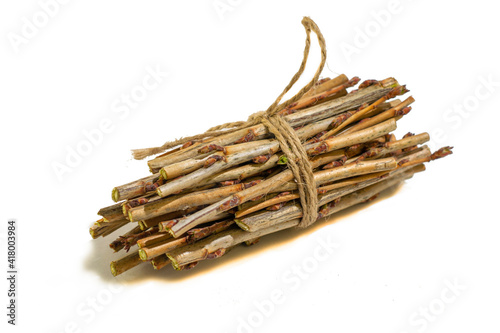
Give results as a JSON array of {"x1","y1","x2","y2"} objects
[
  {"x1": 351, "y1": 132, "x2": 430, "y2": 163},
  {"x1": 341, "y1": 97, "x2": 415, "y2": 135},
  {"x1": 159, "y1": 153, "x2": 220, "y2": 180},
  {"x1": 306, "y1": 118, "x2": 397, "y2": 156},
  {"x1": 137, "y1": 233, "x2": 172, "y2": 248},
  {"x1": 111, "y1": 174, "x2": 161, "y2": 202},
  {"x1": 317, "y1": 164, "x2": 425, "y2": 210},
  {"x1": 235, "y1": 192, "x2": 299, "y2": 218},
  {"x1": 128, "y1": 180, "x2": 261, "y2": 222},
  {"x1": 147, "y1": 128, "x2": 269, "y2": 171},
  {"x1": 139, "y1": 219, "x2": 234, "y2": 260},
  {"x1": 113, "y1": 227, "x2": 159, "y2": 252},
  {"x1": 301, "y1": 74, "x2": 348, "y2": 99},
  {"x1": 151, "y1": 255, "x2": 170, "y2": 270},
  {"x1": 139, "y1": 206, "x2": 203, "y2": 230},
  {"x1": 98, "y1": 202, "x2": 126, "y2": 222},
  {"x1": 158, "y1": 212, "x2": 232, "y2": 233},
  {"x1": 204, "y1": 154, "x2": 280, "y2": 184},
  {"x1": 284, "y1": 77, "x2": 359, "y2": 112},
  {"x1": 156, "y1": 142, "x2": 278, "y2": 197},
  {"x1": 90, "y1": 219, "x2": 129, "y2": 239},
  {"x1": 110, "y1": 251, "x2": 143, "y2": 277},
  {"x1": 296, "y1": 100, "x2": 396, "y2": 143},
  {"x1": 167, "y1": 220, "x2": 299, "y2": 269},
  {"x1": 286, "y1": 78, "x2": 398, "y2": 128},
  {"x1": 318, "y1": 85, "x2": 408, "y2": 140},
  {"x1": 140, "y1": 237, "x2": 188, "y2": 261},
  {"x1": 109, "y1": 225, "x2": 143, "y2": 252}
]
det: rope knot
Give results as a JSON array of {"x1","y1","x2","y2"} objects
[{"x1": 247, "y1": 110, "x2": 267, "y2": 124}]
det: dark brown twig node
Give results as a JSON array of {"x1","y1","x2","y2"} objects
[{"x1": 431, "y1": 146, "x2": 454, "y2": 160}]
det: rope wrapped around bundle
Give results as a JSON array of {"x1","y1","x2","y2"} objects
[{"x1": 132, "y1": 17, "x2": 328, "y2": 228}]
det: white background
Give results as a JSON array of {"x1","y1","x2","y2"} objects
[{"x1": 1, "y1": 1, "x2": 499, "y2": 332}]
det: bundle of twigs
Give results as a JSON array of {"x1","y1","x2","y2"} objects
[{"x1": 89, "y1": 74, "x2": 452, "y2": 276}]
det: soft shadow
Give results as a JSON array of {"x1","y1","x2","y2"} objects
[{"x1": 84, "y1": 183, "x2": 404, "y2": 284}]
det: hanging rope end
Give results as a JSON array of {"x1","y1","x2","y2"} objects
[{"x1": 131, "y1": 147, "x2": 162, "y2": 160}]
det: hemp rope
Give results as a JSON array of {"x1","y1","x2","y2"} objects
[{"x1": 133, "y1": 17, "x2": 327, "y2": 228}]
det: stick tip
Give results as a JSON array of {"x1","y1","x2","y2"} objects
[
  {"x1": 167, "y1": 228, "x2": 178, "y2": 238},
  {"x1": 151, "y1": 260, "x2": 160, "y2": 270},
  {"x1": 160, "y1": 168, "x2": 168, "y2": 180},
  {"x1": 110, "y1": 262, "x2": 118, "y2": 277},
  {"x1": 111, "y1": 188, "x2": 120, "y2": 202},
  {"x1": 431, "y1": 146, "x2": 454, "y2": 160},
  {"x1": 156, "y1": 186, "x2": 165, "y2": 198},
  {"x1": 166, "y1": 254, "x2": 180, "y2": 271},
  {"x1": 138, "y1": 249, "x2": 148, "y2": 261},
  {"x1": 138, "y1": 221, "x2": 146, "y2": 230},
  {"x1": 234, "y1": 219, "x2": 250, "y2": 231},
  {"x1": 278, "y1": 155, "x2": 288, "y2": 165}
]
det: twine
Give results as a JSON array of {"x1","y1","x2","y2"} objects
[{"x1": 133, "y1": 17, "x2": 327, "y2": 228}]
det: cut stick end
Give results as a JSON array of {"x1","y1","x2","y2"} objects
[
  {"x1": 110, "y1": 262, "x2": 118, "y2": 277},
  {"x1": 138, "y1": 249, "x2": 148, "y2": 261},
  {"x1": 383, "y1": 79, "x2": 400, "y2": 89},
  {"x1": 111, "y1": 188, "x2": 120, "y2": 202},
  {"x1": 166, "y1": 254, "x2": 180, "y2": 270},
  {"x1": 122, "y1": 204, "x2": 128, "y2": 216},
  {"x1": 167, "y1": 228, "x2": 179, "y2": 238},
  {"x1": 109, "y1": 244, "x2": 122, "y2": 253},
  {"x1": 234, "y1": 219, "x2": 250, "y2": 231},
  {"x1": 160, "y1": 168, "x2": 168, "y2": 180},
  {"x1": 156, "y1": 186, "x2": 166, "y2": 198},
  {"x1": 278, "y1": 155, "x2": 288, "y2": 165}
]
